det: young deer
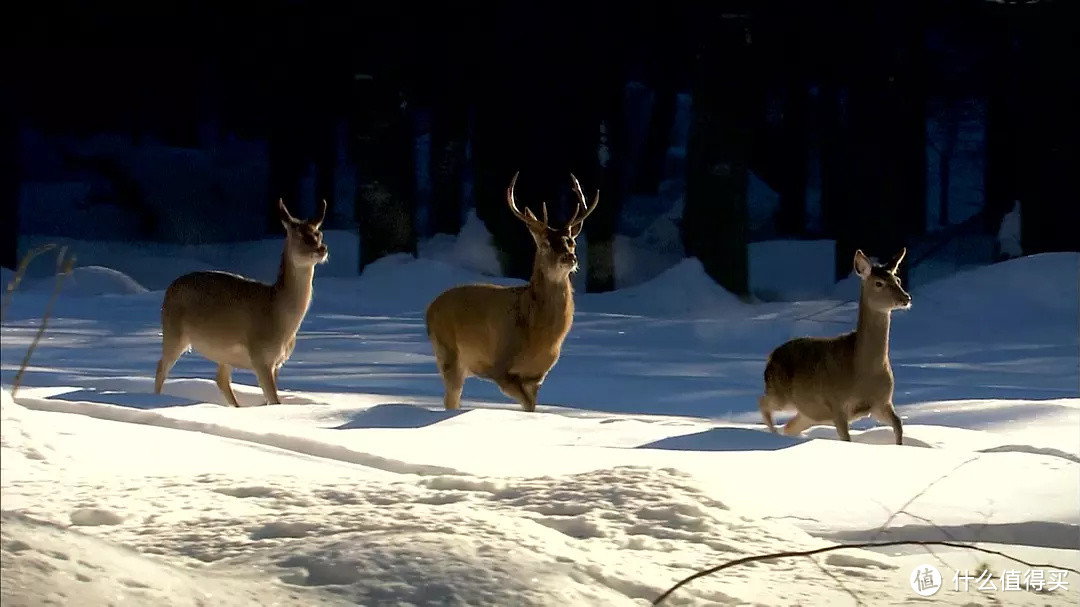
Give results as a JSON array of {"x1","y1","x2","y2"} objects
[
  {"x1": 758, "y1": 248, "x2": 912, "y2": 445},
  {"x1": 425, "y1": 172, "x2": 598, "y2": 412},
  {"x1": 153, "y1": 199, "x2": 328, "y2": 406}
]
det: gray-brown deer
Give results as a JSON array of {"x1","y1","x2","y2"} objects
[
  {"x1": 153, "y1": 199, "x2": 328, "y2": 406},
  {"x1": 758, "y1": 247, "x2": 912, "y2": 445},
  {"x1": 424, "y1": 171, "x2": 598, "y2": 412}
]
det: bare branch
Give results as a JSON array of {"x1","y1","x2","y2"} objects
[
  {"x1": 871, "y1": 455, "x2": 982, "y2": 541},
  {"x1": 652, "y1": 540, "x2": 1080, "y2": 605},
  {"x1": 11, "y1": 248, "x2": 75, "y2": 396}
]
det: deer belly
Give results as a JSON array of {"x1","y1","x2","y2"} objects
[{"x1": 189, "y1": 338, "x2": 252, "y2": 369}]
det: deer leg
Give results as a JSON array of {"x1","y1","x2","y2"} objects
[
  {"x1": 441, "y1": 364, "x2": 466, "y2": 410},
  {"x1": 833, "y1": 409, "x2": 851, "y2": 442},
  {"x1": 154, "y1": 334, "x2": 187, "y2": 395},
  {"x1": 485, "y1": 342, "x2": 536, "y2": 411},
  {"x1": 253, "y1": 362, "x2": 281, "y2": 405},
  {"x1": 758, "y1": 395, "x2": 778, "y2": 433},
  {"x1": 491, "y1": 374, "x2": 532, "y2": 411},
  {"x1": 432, "y1": 343, "x2": 465, "y2": 410},
  {"x1": 215, "y1": 364, "x2": 240, "y2": 407},
  {"x1": 871, "y1": 403, "x2": 904, "y2": 445},
  {"x1": 781, "y1": 412, "x2": 814, "y2": 437},
  {"x1": 518, "y1": 376, "x2": 541, "y2": 413}
]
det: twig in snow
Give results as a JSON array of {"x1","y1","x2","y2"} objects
[
  {"x1": 807, "y1": 555, "x2": 866, "y2": 607},
  {"x1": 865, "y1": 456, "x2": 983, "y2": 572},
  {"x1": 0, "y1": 243, "x2": 58, "y2": 324},
  {"x1": 11, "y1": 247, "x2": 75, "y2": 396},
  {"x1": 651, "y1": 540, "x2": 1080, "y2": 605}
]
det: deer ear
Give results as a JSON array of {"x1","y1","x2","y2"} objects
[
  {"x1": 278, "y1": 198, "x2": 297, "y2": 227},
  {"x1": 313, "y1": 199, "x2": 327, "y2": 229},
  {"x1": 853, "y1": 249, "x2": 872, "y2": 278},
  {"x1": 886, "y1": 247, "x2": 906, "y2": 273}
]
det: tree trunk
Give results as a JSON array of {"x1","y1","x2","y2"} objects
[
  {"x1": 584, "y1": 85, "x2": 629, "y2": 293},
  {"x1": 0, "y1": 107, "x2": 15, "y2": 270},
  {"x1": 1008, "y1": 2, "x2": 1080, "y2": 253},
  {"x1": 828, "y1": 2, "x2": 925, "y2": 284},
  {"x1": 354, "y1": 79, "x2": 418, "y2": 271},
  {"x1": 683, "y1": 14, "x2": 753, "y2": 297},
  {"x1": 938, "y1": 105, "x2": 957, "y2": 228},
  {"x1": 777, "y1": 83, "x2": 808, "y2": 236},
  {"x1": 268, "y1": 122, "x2": 304, "y2": 232},
  {"x1": 471, "y1": 89, "x2": 533, "y2": 280},
  {"x1": 429, "y1": 98, "x2": 468, "y2": 236},
  {"x1": 634, "y1": 84, "x2": 678, "y2": 196},
  {"x1": 820, "y1": 85, "x2": 856, "y2": 279}
]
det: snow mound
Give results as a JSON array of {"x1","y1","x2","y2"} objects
[
  {"x1": 25, "y1": 266, "x2": 148, "y2": 297},
  {"x1": 612, "y1": 206, "x2": 685, "y2": 289},
  {"x1": 418, "y1": 209, "x2": 502, "y2": 277},
  {"x1": 581, "y1": 257, "x2": 743, "y2": 317},
  {"x1": 346, "y1": 254, "x2": 520, "y2": 313},
  {"x1": 915, "y1": 252, "x2": 1079, "y2": 314}
]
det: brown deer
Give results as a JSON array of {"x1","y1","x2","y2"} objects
[
  {"x1": 424, "y1": 171, "x2": 598, "y2": 412},
  {"x1": 153, "y1": 199, "x2": 328, "y2": 406},
  {"x1": 758, "y1": 248, "x2": 912, "y2": 445}
]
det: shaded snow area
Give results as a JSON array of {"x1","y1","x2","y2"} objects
[{"x1": 2, "y1": 247, "x2": 1078, "y2": 606}]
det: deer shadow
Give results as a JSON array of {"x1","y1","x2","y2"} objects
[
  {"x1": 637, "y1": 427, "x2": 807, "y2": 452},
  {"x1": 46, "y1": 386, "x2": 202, "y2": 409},
  {"x1": 330, "y1": 403, "x2": 467, "y2": 429}
]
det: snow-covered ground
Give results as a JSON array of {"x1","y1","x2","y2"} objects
[{"x1": 2, "y1": 237, "x2": 1078, "y2": 606}]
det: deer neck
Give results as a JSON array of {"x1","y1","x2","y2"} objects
[
  {"x1": 854, "y1": 291, "x2": 892, "y2": 371},
  {"x1": 272, "y1": 250, "x2": 315, "y2": 323},
  {"x1": 524, "y1": 263, "x2": 574, "y2": 326}
]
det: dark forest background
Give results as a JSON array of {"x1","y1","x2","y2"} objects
[{"x1": 5, "y1": 0, "x2": 1078, "y2": 296}]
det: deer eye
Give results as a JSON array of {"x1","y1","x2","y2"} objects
[{"x1": 875, "y1": 280, "x2": 884, "y2": 288}]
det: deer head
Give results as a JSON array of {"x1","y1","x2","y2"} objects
[
  {"x1": 279, "y1": 198, "x2": 329, "y2": 266},
  {"x1": 854, "y1": 248, "x2": 911, "y2": 312},
  {"x1": 506, "y1": 172, "x2": 599, "y2": 281}
]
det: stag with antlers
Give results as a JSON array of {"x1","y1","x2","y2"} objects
[{"x1": 424, "y1": 171, "x2": 598, "y2": 412}]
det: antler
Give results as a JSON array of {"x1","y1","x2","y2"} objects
[
  {"x1": 567, "y1": 173, "x2": 599, "y2": 232},
  {"x1": 506, "y1": 171, "x2": 550, "y2": 232}
]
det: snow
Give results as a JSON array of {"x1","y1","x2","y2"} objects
[
  {"x1": 23, "y1": 265, "x2": 149, "y2": 297},
  {"x1": 417, "y1": 209, "x2": 502, "y2": 277},
  {"x1": 581, "y1": 258, "x2": 743, "y2": 318},
  {"x1": 15, "y1": 229, "x2": 361, "y2": 291},
  {"x1": 748, "y1": 239, "x2": 837, "y2": 301},
  {"x1": 2, "y1": 238, "x2": 1078, "y2": 606},
  {"x1": 997, "y1": 200, "x2": 1023, "y2": 259}
]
